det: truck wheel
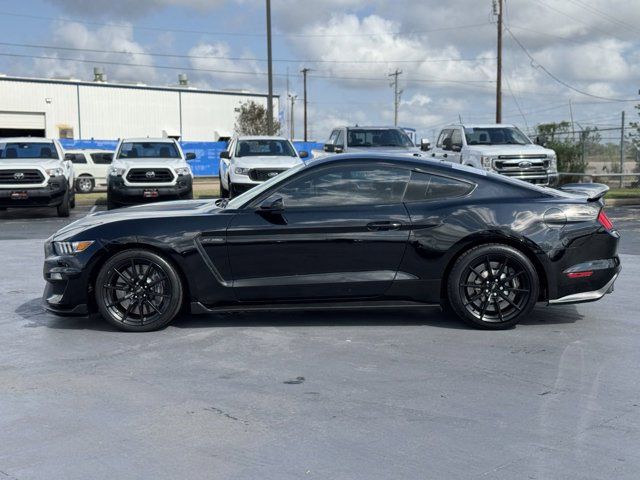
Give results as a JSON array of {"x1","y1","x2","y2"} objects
[
  {"x1": 75, "y1": 176, "x2": 95, "y2": 193},
  {"x1": 70, "y1": 190, "x2": 76, "y2": 209},
  {"x1": 219, "y1": 175, "x2": 229, "y2": 198},
  {"x1": 57, "y1": 192, "x2": 70, "y2": 217},
  {"x1": 107, "y1": 198, "x2": 120, "y2": 210}
]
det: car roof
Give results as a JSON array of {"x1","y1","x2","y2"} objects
[
  {"x1": 236, "y1": 136, "x2": 289, "y2": 141},
  {"x1": 120, "y1": 138, "x2": 177, "y2": 143},
  {"x1": 64, "y1": 149, "x2": 113, "y2": 153},
  {"x1": 342, "y1": 126, "x2": 404, "y2": 130},
  {"x1": 444, "y1": 124, "x2": 517, "y2": 129},
  {"x1": 0, "y1": 137, "x2": 54, "y2": 143}
]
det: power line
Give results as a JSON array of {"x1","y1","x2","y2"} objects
[
  {"x1": 565, "y1": 0, "x2": 640, "y2": 35},
  {"x1": 505, "y1": 27, "x2": 637, "y2": 102},
  {"x1": 0, "y1": 40, "x2": 496, "y2": 65},
  {"x1": 0, "y1": 11, "x2": 491, "y2": 38}
]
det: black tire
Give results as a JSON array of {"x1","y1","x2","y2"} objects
[
  {"x1": 107, "y1": 198, "x2": 119, "y2": 210},
  {"x1": 183, "y1": 189, "x2": 194, "y2": 200},
  {"x1": 95, "y1": 249, "x2": 183, "y2": 332},
  {"x1": 70, "y1": 190, "x2": 76, "y2": 209},
  {"x1": 0, "y1": 207, "x2": 7, "y2": 211},
  {"x1": 75, "y1": 176, "x2": 95, "y2": 194},
  {"x1": 228, "y1": 181, "x2": 235, "y2": 199},
  {"x1": 447, "y1": 244, "x2": 539, "y2": 329},
  {"x1": 57, "y1": 191, "x2": 70, "y2": 217},
  {"x1": 220, "y1": 175, "x2": 229, "y2": 198}
]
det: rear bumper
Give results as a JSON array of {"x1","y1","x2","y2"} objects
[
  {"x1": 108, "y1": 176, "x2": 192, "y2": 205},
  {"x1": 548, "y1": 256, "x2": 621, "y2": 305},
  {"x1": 0, "y1": 181, "x2": 68, "y2": 208},
  {"x1": 549, "y1": 271, "x2": 619, "y2": 305}
]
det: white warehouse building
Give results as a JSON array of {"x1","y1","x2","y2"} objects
[{"x1": 0, "y1": 74, "x2": 278, "y2": 141}]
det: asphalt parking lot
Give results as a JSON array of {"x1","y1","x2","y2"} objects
[{"x1": 0, "y1": 203, "x2": 639, "y2": 479}]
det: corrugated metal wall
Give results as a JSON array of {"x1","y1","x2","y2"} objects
[{"x1": 0, "y1": 78, "x2": 278, "y2": 142}]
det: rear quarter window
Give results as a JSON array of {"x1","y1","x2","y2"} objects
[{"x1": 404, "y1": 171, "x2": 475, "y2": 202}]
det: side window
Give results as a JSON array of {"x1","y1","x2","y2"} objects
[
  {"x1": 437, "y1": 129, "x2": 453, "y2": 149},
  {"x1": 69, "y1": 153, "x2": 87, "y2": 164},
  {"x1": 335, "y1": 130, "x2": 345, "y2": 148},
  {"x1": 327, "y1": 130, "x2": 340, "y2": 145},
  {"x1": 451, "y1": 129, "x2": 463, "y2": 148},
  {"x1": 91, "y1": 153, "x2": 113, "y2": 164},
  {"x1": 404, "y1": 171, "x2": 474, "y2": 202},
  {"x1": 267, "y1": 164, "x2": 410, "y2": 208}
]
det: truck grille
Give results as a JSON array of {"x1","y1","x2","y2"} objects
[
  {"x1": 249, "y1": 169, "x2": 287, "y2": 182},
  {"x1": 126, "y1": 168, "x2": 174, "y2": 183},
  {"x1": 494, "y1": 158, "x2": 549, "y2": 173},
  {"x1": 0, "y1": 169, "x2": 45, "y2": 185}
]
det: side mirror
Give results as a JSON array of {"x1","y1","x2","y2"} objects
[
  {"x1": 298, "y1": 150, "x2": 309, "y2": 159},
  {"x1": 185, "y1": 152, "x2": 196, "y2": 160},
  {"x1": 534, "y1": 136, "x2": 547, "y2": 147},
  {"x1": 451, "y1": 144, "x2": 462, "y2": 152},
  {"x1": 323, "y1": 144, "x2": 335, "y2": 153},
  {"x1": 259, "y1": 196, "x2": 284, "y2": 212},
  {"x1": 420, "y1": 138, "x2": 431, "y2": 151},
  {"x1": 220, "y1": 150, "x2": 230, "y2": 159},
  {"x1": 334, "y1": 145, "x2": 344, "y2": 154}
]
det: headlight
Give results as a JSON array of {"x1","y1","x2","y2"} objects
[
  {"x1": 175, "y1": 166, "x2": 192, "y2": 176},
  {"x1": 54, "y1": 240, "x2": 94, "y2": 255},
  {"x1": 109, "y1": 166, "x2": 126, "y2": 177},
  {"x1": 548, "y1": 154, "x2": 557, "y2": 172},
  {"x1": 480, "y1": 156, "x2": 493, "y2": 170},
  {"x1": 235, "y1": 167, "x2": 250, "y2": 175},
  {"x1": 46, "y1": 167, "x2": 64, "y2": 177}
]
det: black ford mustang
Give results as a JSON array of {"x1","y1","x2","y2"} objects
[{"x1": 43, "y1": 154, "x2": 620, "y2": 332}]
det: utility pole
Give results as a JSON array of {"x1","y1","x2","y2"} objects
[
  {"x1": 494, "y1": 0, "x2": 503, "y2": 123},
  {"x1": 265, "y1": 0, "x2": 274, "y2": 135},
  {"x1": 389, "y1": 69, "x2": 403, "y2": 126},
  {"x1": 288, "y1": 94, "x2": 297, "y2": 140},
  {"x1": 620, "y1": 110, "x2": 625, "y2": 188},
  {"x1": 301, "y1": 68, "x2": 310, "y2": 141}
]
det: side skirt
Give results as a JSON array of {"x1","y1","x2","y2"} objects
[{"x1": 190, "y1": 300, "x2": 440, "y2": 315}]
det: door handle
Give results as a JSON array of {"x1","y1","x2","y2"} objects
[{"x1": 367, "y1": 221, "x2": 402, "y2": 231}]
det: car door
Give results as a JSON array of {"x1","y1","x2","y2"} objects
[
  {"x1": 431, "y1": 129, "x2": 453, "y2": 162},
  {"x1": 226, "y1": 161, "x2": 412, "y2": 301},
  {"x1": 448, "y1": 128, "x2": 463, "y2": 164}
]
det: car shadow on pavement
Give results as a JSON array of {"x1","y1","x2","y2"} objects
[{"x1": 15, "y1": 298, "x2": 584, "y2": 332}]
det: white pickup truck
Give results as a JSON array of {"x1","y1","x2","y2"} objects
[
  {"x1": 426, "y1": 124, "x2": 558, "y2": 186},
  {"x1": 107, "y1": 138, "x2": 195, "y2": 209},
  {"x1": 0, "y1": 137, "x2": 76, "y2": 217},
  {"x1": 315, "y1": 126, "x2": 422, "y2": 157}
]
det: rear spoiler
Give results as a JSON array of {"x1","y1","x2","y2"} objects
[{"x1": 558, "y1": 183, "x2": 609, "y2": 202}]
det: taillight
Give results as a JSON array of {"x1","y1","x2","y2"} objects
[
  {"x1": 597, "y1": 210, "x2": 614, "y2": 230},
  {"x1": 567, "y1": 271, "x2": 593, "y2": 279}
]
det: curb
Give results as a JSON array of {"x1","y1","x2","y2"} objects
[{"x1": 606, "y1": 198, "x2": 640, "y2": 207}]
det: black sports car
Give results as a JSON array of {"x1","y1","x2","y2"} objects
[{"x1": 43, "y1": 154, "x2": 621, "y2": 332}]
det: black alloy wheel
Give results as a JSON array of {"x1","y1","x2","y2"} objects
[
  {"x1": 95, "y1": 250, "x2": 183, "y2": 331},
  {"x1": 447, "y1": 244, "x2": 539, "y2": 329}
]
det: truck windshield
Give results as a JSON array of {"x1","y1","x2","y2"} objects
[
  {"x1": 464, "y1": 127, "x2": 531, "y2": 146},
  {"x1": 0, "y1": 142, "x2": 58, "y2": 159},
  {"x1": 347, "y1": 129, "x2": 414, "y2": 147},
  {"x1": 118, "y1": 142, "x2": 180, "y2": 159},
  {"x1": 235, "y1": 139, "x2": 296, "y2": 157}
]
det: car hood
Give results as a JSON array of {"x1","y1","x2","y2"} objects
[
  {"x1": 232, "y1": 156, "x2": 303, "y2": 169},
  {"x1": 0, "y1": 159, "x2": 62, "y2": 169},
  {"x1": 52, "y1": 199, "x2": 219, "y2": 240},
  {"x1": 465, "y1": 144, "x2": 555, "y2": 156},
  {"x1": 112, "y1": 158, "x2": 187, "y2": 169}
]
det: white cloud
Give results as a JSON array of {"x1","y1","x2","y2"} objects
[{"x1": 46, "y1": 0, "x2": 226, "y2": 18}]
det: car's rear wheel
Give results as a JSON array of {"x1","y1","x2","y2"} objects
[
  {"x1": 76, "y1": 176, "x2": 95, "y2": 193},
  {"x1": 95, "y1": 249, "x2": 183, "y2": 332},
  {"x1": 447, "y1": 244, "x2": 539, "y2": 329}
]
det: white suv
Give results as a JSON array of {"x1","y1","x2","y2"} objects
[
  {"x1": 219, "y1": 136, "x2": 308, "y2": 198},
  {"x1": 64, "y1": 149, "x2": 113, "y2": 193},
  {"x1": 0, "y1": 137, "x2": 76, "y2": 217},
  {"x1": 107, "y1": 138, "x2": 195, "y2": 209}
]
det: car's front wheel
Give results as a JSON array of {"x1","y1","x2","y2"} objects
[
  {"x1": 219, "y1": 174, "x2": 229, "y2": 198},
  {"x1": 447, "y1": 244, "x2": 539, "y2": 329},
  {"x1": 95, "y1": 249, "x2": 184, "y2": 332}
]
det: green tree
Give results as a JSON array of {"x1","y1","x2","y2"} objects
[
  {"x1": 233, "y1": 101, "x2": 281, "y2": 136},
  {"x1": 535, "y1": 121, "x2": 592, "y2": 183}
]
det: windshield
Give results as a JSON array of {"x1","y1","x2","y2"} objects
[
  {"x1": 225, "y1": 162, "x2": 307, "y2": 209},
  {"x1": 118, "y1": 142, "x2": 180, "y2": 159},
  {"x1": 347, "y1": 129, "x2": 414, "y2": 148},
  {"x1": 0, "y1": 142, "x2": 59, "y2": 159},
  {"x1": 235, "y1": 139, "x2": 296, "y2": 157},
  {"x1": 464, "y1": 127, "x2": 531, "y2": 146}
]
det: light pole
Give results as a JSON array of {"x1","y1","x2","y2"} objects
[
  {"x1": 265, "y1": 0, "x2": 274, "y2": 135},
  {"x1": 288, "y1": 94, "x2": 297, "y2": 140}
]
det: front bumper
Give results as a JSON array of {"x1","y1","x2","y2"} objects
[
  {"x1": 0, "y1": 180, "x2": 68, "y2": 208},
  {"x1": 108, "y1": 175, "x2": 192, "y2": 205}
]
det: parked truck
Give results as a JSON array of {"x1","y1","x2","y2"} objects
[
  {"x1": 425, "y1": 124, "x2": 558, "y2": 185},
  {"x1": 314, "y1": 126, "x2": 422, "y2": 158}
]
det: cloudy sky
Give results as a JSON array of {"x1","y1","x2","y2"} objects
[{"x1": 0, "y1": 0, "x2": 638, "y2": 141}]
